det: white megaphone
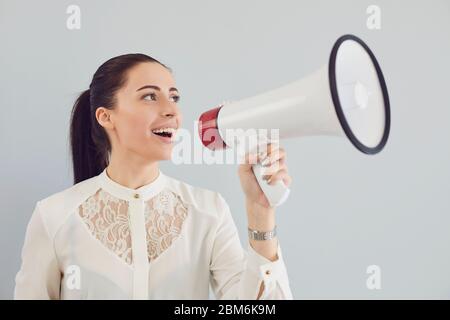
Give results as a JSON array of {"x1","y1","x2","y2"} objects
[{"x1": 198, "y1": 34, "x2": 390, "y2": 207}]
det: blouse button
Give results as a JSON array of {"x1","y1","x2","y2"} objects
[
  {"x1": 134, "y1": 193, "x2": 140, "y2": 199},
  {"x1": 265, "y1": 270, "x2": 271, "y2": 275}
]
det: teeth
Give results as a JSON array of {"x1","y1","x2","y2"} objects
[{"x1": 151, "y1": 127, "x2": 176, "y2": 134}]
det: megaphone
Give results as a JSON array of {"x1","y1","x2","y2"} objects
[{"x1": 198, "y1": 34, "x2": 390, "y2": 207}]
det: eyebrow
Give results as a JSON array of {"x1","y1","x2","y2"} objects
[{"x1": 136, "y1": 85, "x2": 179, "y2": 93}]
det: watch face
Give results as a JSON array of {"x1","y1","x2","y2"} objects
[{"x1": 248, "y1": 227, "x2": 277, "y2": 240}]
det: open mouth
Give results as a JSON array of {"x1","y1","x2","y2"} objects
[
  {"x1": 151, "y1": 127, "x2": 176, "y2": 139},
  {"x1": 153, "y1": 131, "x2": 172, "y2": 138}
]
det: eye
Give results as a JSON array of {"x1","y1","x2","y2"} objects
[
  {"x1": 143, "y1": 93, "x2": 157, "y2": 101},
  {"x1": 170, "y1": 95, "x2": 181, "y2": 103}
]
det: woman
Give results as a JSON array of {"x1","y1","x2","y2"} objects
[{"x1": 14, "y1": 54, "x2": 293, "y2": 300}]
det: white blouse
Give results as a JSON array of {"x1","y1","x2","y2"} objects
[{"x1": 14, "y1": 168, "x2": 293, "y2": 300}]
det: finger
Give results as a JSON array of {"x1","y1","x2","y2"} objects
[
  {"x1": 255, "y1": 141, "x2": 279, "y2": 162},
  {"x1": 261, "y1": 148, "x2": 285, "y2": 167},
  {"x1": 267, "y1": 169, "x2": 292, "y2": 187},
  {"x1": 243, "y1": 152, "x2": 258, "y2": 165},
  {"x1": 238, "y1": 152, "x2": 259, "y2": 174},
  {"x1": 266, "y1": 141, "x2": 280, "y2": 154},
  {"x1": 261, "y1": 159, "x2": 287, "y2": 178},
  {"x1": 261, "y1": 141, "x2": 279, "y2": 156}
]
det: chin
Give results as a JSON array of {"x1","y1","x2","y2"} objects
[
  {"x1": 158, "y1": 153, "x2": 172, "y2": 161},
  {"x1": 144, "y1": 149, "x2": 172, "y2": 162}
]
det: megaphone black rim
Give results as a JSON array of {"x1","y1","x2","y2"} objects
[{"x1": 328, "y1": 34, "x2": 391, "y2": 155}]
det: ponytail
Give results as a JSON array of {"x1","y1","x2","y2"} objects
[{"x1": 70, "y1": 89, "x2": 108, "y2": 184}]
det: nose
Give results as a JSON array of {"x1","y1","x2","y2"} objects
[
  {"x1": 161, "y1": 99, "x2": 180, "y2": 119},
  {"x1": 162, "y1": 108, "x2": 177, "y2": 118},
  {"x1": 163, "y1": 111, "x2": 175, "y2": 118}
]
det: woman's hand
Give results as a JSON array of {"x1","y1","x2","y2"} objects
[
  {"x1": 238, "y1": 142, "x2": 292, "y2": 210},
  {"x1": 239, "y1": 142, "x2": 292, "y2": 273}
]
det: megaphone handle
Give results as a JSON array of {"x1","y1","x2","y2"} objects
[{"x1": 251, "y1": 163, "x2": 290, "y2": 207}]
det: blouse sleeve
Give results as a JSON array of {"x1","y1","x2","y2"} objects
[
  {"x1": 209, "y1": 193, "x2": 293, "y2": 300},
  {"x1": 14, "y1": 201, "x2": 61, "y2": 299}
]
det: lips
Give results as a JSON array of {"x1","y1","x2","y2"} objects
[
  {"x1": 152, "y1": 131, "x2": 172, "y2": 138},
  {"x1": 150, "y1": 126, "x2": 178, "y2": 145},
  {"x1": 151, "y1": 127, "x2": 177, "y2": 139}
]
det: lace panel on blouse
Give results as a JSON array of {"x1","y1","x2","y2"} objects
[{"x1": 78, "y1": 188, "x2": 188, "y2": 265}]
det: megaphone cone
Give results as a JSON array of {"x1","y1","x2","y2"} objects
[{"x1": 198, "y1": 34, "x2": 390, "y2": 207}]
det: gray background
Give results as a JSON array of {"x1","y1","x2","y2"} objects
[{"x1": 1, "y1": 0, "x2": 449, "y2": 299}]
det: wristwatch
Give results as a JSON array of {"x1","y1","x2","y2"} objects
[{"x1": 248, "y1": 225, "x2": 277, "y2": 241}]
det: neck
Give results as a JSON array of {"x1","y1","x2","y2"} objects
[{"x1": 106, "y1": 151, "x2": 160, "y2": 190}]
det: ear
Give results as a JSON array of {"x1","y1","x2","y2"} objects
[{"x1": 95, "y1": 107, "x2": 114, "y2": 130}]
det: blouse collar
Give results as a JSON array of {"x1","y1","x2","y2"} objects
[{"x1": 98, "y1": 167, "x2": 166, "y2": 201}]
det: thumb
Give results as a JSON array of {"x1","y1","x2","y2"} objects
[{"x1": 239, "y1": 152, "x2": 258, "y2": 173}]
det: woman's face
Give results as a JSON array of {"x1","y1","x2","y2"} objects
[{"x1": 103, "y1": 62, "x2": 182, "y2": 163}]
